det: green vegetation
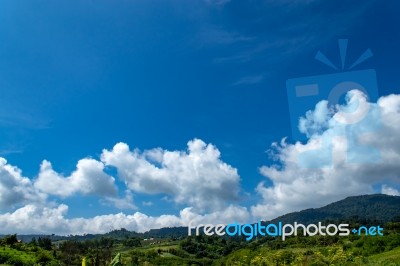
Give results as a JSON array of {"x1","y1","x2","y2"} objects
[
  {"x1": 0, "y1": 234, "x2": 57, "y2": 266},
  {"x1": 368, "y1": 247, "x2": 400, "y2": 265},
  {"x1": 201, "y1": 226, "x2": 400, "y2": 266},
  {"x1": 1, "y1": 224, "x2": 399, "y2": 265}
]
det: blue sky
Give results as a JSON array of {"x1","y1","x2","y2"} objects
[{"x1": 0, "y1": 0, "x2": 400, "y2": 234}]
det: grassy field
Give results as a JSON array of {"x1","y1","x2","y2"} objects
[
  {"x1": 367, "y1": 247, "x2": 400, "y2": 265},
  {"x1": 0, "y1": 246, "x2": 37, "y2": 265},
  {"x1": 110, "y1": 239, "x2": 214, "y2": 265}
]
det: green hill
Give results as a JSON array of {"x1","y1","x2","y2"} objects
[{"x1": 270, "y1": 194, "x2": 400, "y2": 225}]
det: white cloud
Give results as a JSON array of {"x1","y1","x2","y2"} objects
[
  {"x1": 298, "y1": 100, "x2": 332, "y2": 137},
  {"x1": 34, "y1": 158, "x2": 117, "y2": 198},
  {"x1": 381, "y1": 185, "x2": 400, "y2": 196},
  {"x1": 180, "y1": 205, "x2": 250, "y2": 226},
  {"x1": 252, "y1": 91, "x2": 400, "y2": 220},
  {"x1": 0, "y1": 158, "x2": 46, "y2": 209},
  {"x1": 101, "y1": 139, "x2": 241, "y2": 212},
  {"x1": 0, "y1": 204, "x2": 70, "y2": 235},
  {"x1": 0, "y1": 203, "x2": 250, "y2": 235}
]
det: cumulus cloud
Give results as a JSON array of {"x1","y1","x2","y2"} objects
[
  {"x1": 34, "y1": 158, "x2": 117, "y2": 198},
  {"x1": 101, "y1": 139, "x2": 241, "y2": 212},
  {"x1": 0, "y1": 203, "x2": 250, "y2": 235},
  {"x1": 381, "y1": 185, "x2": 400, "y2": 196},
  {"x1": 0, "y1": 158, "x2": 46, "y2": 209},
  {"x1": 252, "y1": 90, "x2": 400, "y2": 220},
  {"x1": 298, "y1": 100, "x2": 332, "y2": 137}
]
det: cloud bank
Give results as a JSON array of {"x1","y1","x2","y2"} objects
[{"x1": 0, "y1": 204, "x2": 250, "y2": 235}]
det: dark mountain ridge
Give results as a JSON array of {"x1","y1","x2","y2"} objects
[{"x1": 270, "y1": 194, "x2": 400, "y2": 225}]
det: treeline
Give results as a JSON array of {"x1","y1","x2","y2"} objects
[
  {"x1": 180, "y1": 234, "x2": 246, "y2": 259},
  {"x1": 8, "y1": 227, "x2": 187, "y2": 243},
  {"x1": 272, "y1": 194, "x2": 400, "y2": 226}
]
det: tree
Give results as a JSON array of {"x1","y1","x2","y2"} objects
[
  {"x1": 4, "y1": 234, "x2": 18, "y2": 245},
  {"x1": 30, "y1": 237, "x2": 38, "y2": 246},
  {"x1": 123, "y1": 237, "x2": 141, "y2": 247},
  {"x1": 38, "y1": 237, "x2": 52, "y2": 250}
]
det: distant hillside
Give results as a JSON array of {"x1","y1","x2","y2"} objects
[
  {"x1": 270, "y1": 194, "x2": 400, "y2": 225},
  {"x1": 11, "y1": 227, "x2": 189, "y2": 243},
  {"x1": 13, "y1": 229, "x2": 142, "y2": 243},
  {"x1": 145, "y1": 226, "x2": 188, "y2": 238}
]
